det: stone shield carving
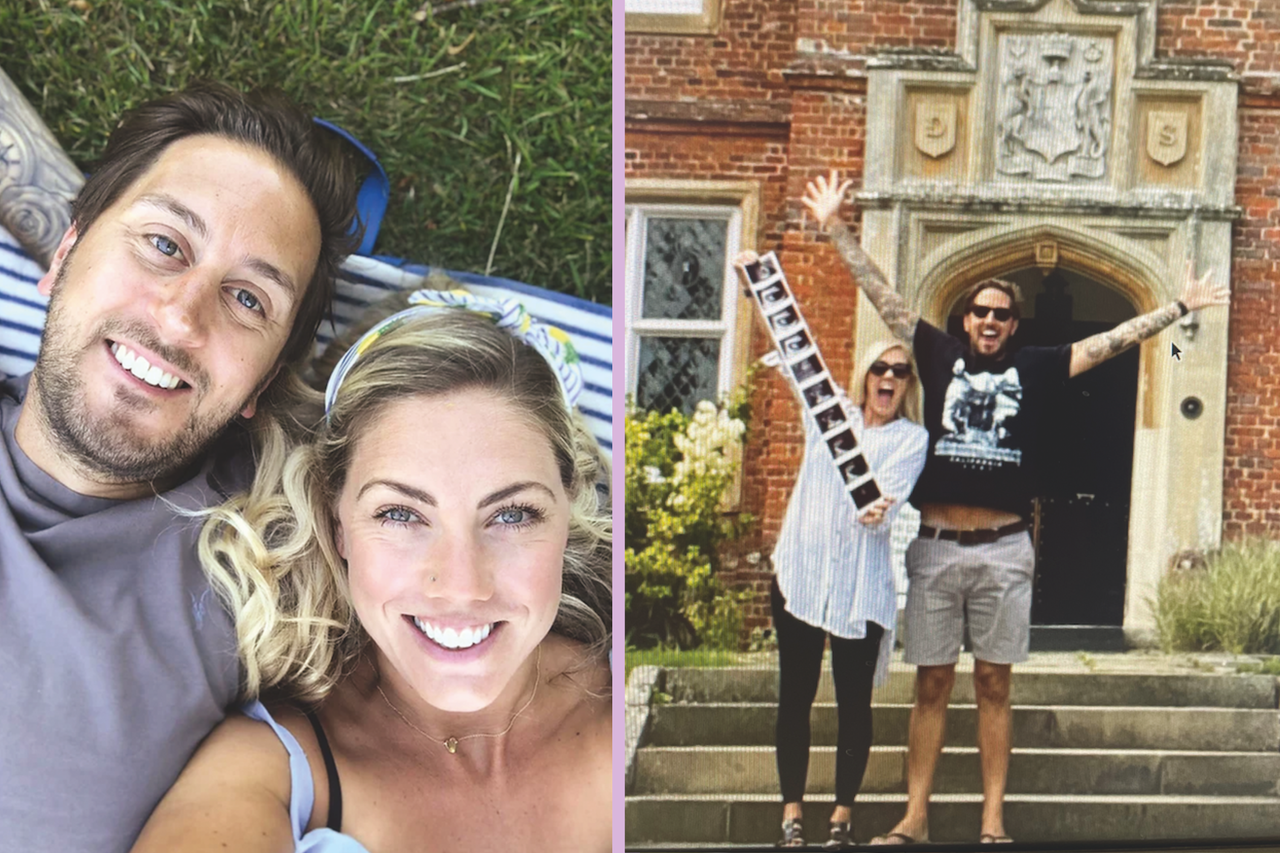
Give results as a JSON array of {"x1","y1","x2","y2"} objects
[
  {"x1": 995, "y1": 33, "x2": 1113, "y2": 182},
  {"x1": 1147, "y1": 111, "x2": 1188, "y2": 167},
  {"x1": 915, "y1": 99, "x2": 957, "y2": 159}
]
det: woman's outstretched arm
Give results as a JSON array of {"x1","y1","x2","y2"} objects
[{"x1": 130, "y1": 715, "x2": 295, "y2": 853}]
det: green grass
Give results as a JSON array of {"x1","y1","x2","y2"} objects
[
  {"x1": 0, "y1": 0, "x2": 610, "y2": 304},
  {"x1": 1236, "y1": 656, "x2": 1280, "y2": 676},
  {"x1": 624, "y1": 646, "x2": 742, "y2": 679},
  {"x1": 1154, "y1": 537, "x2": 1280, "y2": 655}
]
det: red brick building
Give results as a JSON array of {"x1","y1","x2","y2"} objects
[{"x1": 624, "y1": 0, "x2": 1280, "y2": 644}]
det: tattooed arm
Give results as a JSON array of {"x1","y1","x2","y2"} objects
[
  {"x1": 1068, "y1": 261, "x2": 1230, "y2": 378},
  {"x1": 802, "y1": 171, "x2": 918, "y2": 342}
]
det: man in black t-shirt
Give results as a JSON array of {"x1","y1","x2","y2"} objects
[{"x1": 801, "y1": 171, "x2": 1229, "y2": 845}]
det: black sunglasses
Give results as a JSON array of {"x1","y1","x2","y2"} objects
[
  {"x1": 869, "y1": 361, "x2": 913, "y2": 379},
  {"x1": 969, "y1": 306, "x2": 1015, "y2": 322}
]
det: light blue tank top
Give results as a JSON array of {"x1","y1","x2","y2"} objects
[{"x1": 243, "y1": 701, "x2": 371, "y2": 853}]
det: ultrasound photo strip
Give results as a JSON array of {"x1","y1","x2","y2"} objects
[{"x1": 741, "y1": 252, "x2": 882, "y2": 512}]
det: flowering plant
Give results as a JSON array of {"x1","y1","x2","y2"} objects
[{"x1": 625, "y1": 396, "x2": 752, "y2": 649}]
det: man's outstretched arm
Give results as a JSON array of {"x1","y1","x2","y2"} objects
[
  {"x1": 1068, "y1": 260, "x2": 1230, "y2": 378},
  {"x1": 802, "y1": 170, "x2": 919, "y2": 343}
]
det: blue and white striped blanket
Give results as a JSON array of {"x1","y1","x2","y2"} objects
[{"x1": 0, "y1": 226, "x2": 612, "y2": 455}]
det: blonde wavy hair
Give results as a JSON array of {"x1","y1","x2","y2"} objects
[
  {"x1": 849, "y1": 339, "x2": 922, "y2": 424},
  {"x1": 198, "y1": 308, "x2": 612, "y2": 705}
]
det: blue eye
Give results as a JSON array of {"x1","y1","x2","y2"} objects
[
  {"x1": 376, "y1": 506, "x2": 419, "y2": 526},
  {"x1": 492, "y1": 504, "x2": 544, "y2": 528},
  {"x1": 151, "y1": 235, "x2": 181, "y2": 257},
  {"x1": 234, "y1": 289, "x2": 263, "y2": 314}
]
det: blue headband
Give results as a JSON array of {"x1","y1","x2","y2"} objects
[{"x1": 324, "y1": 289, "x2": 584, "y2": 421}]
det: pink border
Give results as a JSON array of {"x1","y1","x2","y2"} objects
[{"x1": 611, "y1": 0, "x2": 625, "y2": 848}]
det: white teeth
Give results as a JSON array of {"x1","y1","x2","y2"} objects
[
  {"x1": 111, "y1": 343, "x2": 183, "y2": 389},
  {"x1": 411, "y1": 617, "x2": 495, "y2": 650}
]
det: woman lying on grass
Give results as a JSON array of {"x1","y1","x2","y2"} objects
[{"x1": 131, "y1": 292, "x2": 612, "y2": 852}]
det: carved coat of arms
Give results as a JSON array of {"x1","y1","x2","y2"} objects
[
  {"x1": 1147, "y1": 111, "x2": 1187, "y2": 167},
  {"x1": 915, "y1": 99, "x2": 956, "y2": 159},
  {"x1": 995, "y1": 33, "x2": 1113, "y2": 182}
]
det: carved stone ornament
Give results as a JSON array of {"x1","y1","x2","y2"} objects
[
  {"x1": 995, "y1": 32, "x2": 1114, "y2": 183},
  {"x1": 0, "y1": 68, "x2": 82, "y2": 267},
  {"x1": 1034, "y1": 239, "x2": 1059, "y2": 268},
  {"x1": 1147, "y1": 110, "x2": 1188, "y2": 168},
  {"x1": 915, "y1": 98, "x2": 957, "y2": 159}
]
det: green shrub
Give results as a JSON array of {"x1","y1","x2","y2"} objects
[
  {"x1": 0, "y1": 0, "x2": 610, "y2": 303},
  {"x1": 1153, "y1": 538, "x2": 1280, "y2": 654},
  {"x1": 624, "y1": 398, "x2": 752, "y2": 650}
]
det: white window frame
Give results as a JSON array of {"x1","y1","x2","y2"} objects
[
  {"x1": 624, "y1": 203, "x2": 742, "y2": 410},
  {"x1": 623, "y1": 179, "x2": 760, "y2": 410},
  {"x1": 624, "y1": 0, "x2": 722, "y2": 35}
]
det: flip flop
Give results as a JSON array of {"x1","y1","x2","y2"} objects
[
  {"x1": 979, "y1": 834, "x2": 1014, "y2": 844},
  {"x1": 776, "y1": 818, "x2": 805, "y2": 848},
  {"x1": 870, "y1": 831, "x2": 924, "y2": 845}
]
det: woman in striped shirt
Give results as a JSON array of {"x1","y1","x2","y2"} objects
[{"x1": 769, "y1": 339, "x2": 928, "y2": 849}]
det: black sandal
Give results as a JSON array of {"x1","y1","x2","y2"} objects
[
  {"x1": 824, "y1": 821, "x2": 853, "y2": 849},
  {"x1": 777, "y1": 818, "x2": 805, "y2": 848}
]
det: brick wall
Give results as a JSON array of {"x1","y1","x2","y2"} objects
[
  {"x1": 1159, "y1": 2, "x2": 1280, "y2": 86},
  {"x1": 624, "y1": 0, "x2": 797, "y2": 105},
  {"x1": 1224, "y1": 104, "x2": 1280, "y2": 536},
  {"x1": 627, "y1": 0, "x2": 1280, "y2": 632},
  {"x1": 795, "y1": 0, "x2": 957, "y2": 52}
]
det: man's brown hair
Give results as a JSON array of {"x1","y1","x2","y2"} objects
[
  {"x1": 962, "y1": 277, "x2": 1023, "y2": 321},
  {"x1": 71, "y1": 81, "x2": 360, "y2": 367}
]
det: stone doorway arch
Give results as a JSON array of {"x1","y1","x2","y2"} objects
[
  {"x1": 846, "y1": 0, "x2": 1238, "y2": 644},
  {"x1": 944, "y1": 255, "x2": 1140, "y2": 644},
  {"x1": 853, "y1": 212, "x2": 1230, "y2": 643}
]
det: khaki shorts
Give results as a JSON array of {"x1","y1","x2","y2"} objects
[{"x1": 903, "y1": 532, "x2": 1034, "y2": 666}]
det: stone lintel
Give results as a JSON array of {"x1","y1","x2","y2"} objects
[
  {"x1": 783, "y1": 51, "x2": 868, "y2": 80},
  {"x1": 973, "y1": 0, "x2": 1148, "y2": 15},
  {"x1": 625, "y1": 98, "x2": 791, "y2": 126},
  {"x1": 853, "y1": 190, "x2": 1242, "y2": 221},
  {"x1": 866, "y1": 48, "x2": 975, "y2": 73},
  {"x1": 1135, "y1": 60, "x2": 1240, "y2": 83}
]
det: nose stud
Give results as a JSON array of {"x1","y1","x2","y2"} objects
[{"x1": 430, "y1": 575, "x2": 437, "y2": 583}]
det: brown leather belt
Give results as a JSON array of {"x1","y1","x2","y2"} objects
[{"x1": 918, "y1": 520, "x2": 1029, "y2": 546}]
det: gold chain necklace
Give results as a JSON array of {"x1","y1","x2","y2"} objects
[{"x1": 376, "y1": 645, "x2": 541, "y2": 755}]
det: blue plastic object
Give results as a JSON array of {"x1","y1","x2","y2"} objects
[{"x1": 313, "y1": 118, "x2": 390, "y2": 256}]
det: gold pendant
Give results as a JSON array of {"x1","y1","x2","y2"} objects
[{"x1": 445, "y1": 737, "x2": 459, "y2": 754}]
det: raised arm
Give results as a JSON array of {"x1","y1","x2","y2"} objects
[
  {"x1": 129, "y1": 715, "x2": 295, "y2": 853},
  {"x1": 1068, "y1": 260, "x2": 1230, "y2": 378},
  {"x1": 801, "y1": 170, "x2": 919, "y2": 342}
]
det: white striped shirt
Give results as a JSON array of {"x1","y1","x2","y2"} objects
[{"x1": 772, "y1": 402, "x2": 928, "y2": 685}]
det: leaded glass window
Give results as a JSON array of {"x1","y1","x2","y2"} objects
[{"x1": 625, "y1": 203, "x2": 741, "y2": 416}]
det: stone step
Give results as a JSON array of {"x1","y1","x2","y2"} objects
[
  {"x1": 624, "y1": 793, "x2": 1280, "y2": 845},
  {"x1": 661, "y1": 667, "x2": 1279, "y2": 708},
  {"x1": 632, "y1": 745, "x2": 1280, "y2": 797},
  {"x1": 645, "y1": 703, "x2": 1280, "y2": 751}
]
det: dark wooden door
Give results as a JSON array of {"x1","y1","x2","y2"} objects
[{"x1": 1022, "y1": 321, "x2": 1137, "y2": 627}]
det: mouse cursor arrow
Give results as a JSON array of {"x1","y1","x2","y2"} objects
[{"x1": 1171, "y1": 343, "x2": 1182, "y2": 361}]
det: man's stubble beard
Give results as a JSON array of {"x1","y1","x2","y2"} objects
[{"x1": 31, "y1": 250, "x2": 266, "y2": 486}]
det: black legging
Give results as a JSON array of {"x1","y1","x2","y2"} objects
[{"x1": 771, "y1": 576, "x2": 884, "y2": 806}]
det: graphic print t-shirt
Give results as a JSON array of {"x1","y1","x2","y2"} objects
[{"x1": 910, "y1": 320, "x2": 1071, "y2": 516}]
